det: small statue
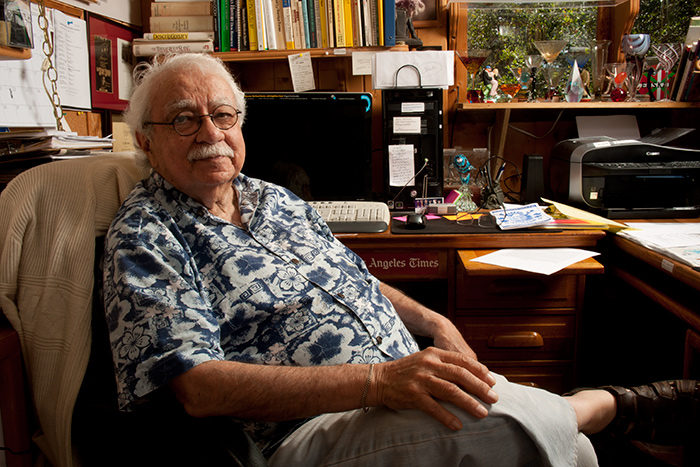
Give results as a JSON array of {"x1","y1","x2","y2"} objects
[
  {"x1": 452, "y1": 153, "x2": 477, "y2": 212},
  {"x1": 482, "y1": 65, "x2": 500, "y2": 99},
  {"x1": 395, "y1": 0, "x2": 425, "y2": 47}
]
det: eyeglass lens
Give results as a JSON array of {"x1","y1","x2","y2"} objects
[{"x1": 173, "y1": 105, "x2": 239, "y2": 136}]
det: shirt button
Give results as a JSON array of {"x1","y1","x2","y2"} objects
[
  {"x1": 376, "y1": 336, "x2": 383, "y2": 345},
  {"x1": 291, "y1": 258, "x2": 300, "y2": 265},
  {"x1": 337, "y1": 293, "x2": 345, "y2": 299}
]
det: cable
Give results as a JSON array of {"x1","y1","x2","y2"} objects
[
  {"x1": 390, "y1": 158, "x2": 430, "y2": 206},
  {"x1": 508, "y1": 110, "x2": 564, "y2": 140}
]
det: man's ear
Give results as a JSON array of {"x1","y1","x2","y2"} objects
[{"x1": 136, "y1": 131, "x2": 157, "y2": 167}]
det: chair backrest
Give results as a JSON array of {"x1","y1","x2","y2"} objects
[
  {"x1": 0, "y1": 153, "x2": 147, "y2": 466},
  {"x1": 0, "y1": 153, "x2": 268, "y2": 467}
]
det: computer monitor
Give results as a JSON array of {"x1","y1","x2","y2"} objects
[{"x1": 241, "y1": 92, "x2": 374, "y2": 201}]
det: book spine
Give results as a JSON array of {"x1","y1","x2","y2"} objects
[
  {"x1": 220, "y1": 0, "x2": 231, "y2": 52},
  {"x1": 255, "y1": 0, "x2": 267, "y2": 49},
  {"x1": 318, "y1": 0, "x2": 328, "y2": 48},
  {"x1": 230, "y1": 0, "x2": 239, "y2": 50},
  {"x1": 142, "y1": 32, "x2": 215, "y2": 40},
  {"x1": 246, "y1": 0, "x2": 259, "y2": 50},
  {"x1": 376, "y1": 0, "x2": 384, "y2": 46},
  {"x1": 300, "y1": 0, "x2": 311, "y2": 48},
  {"x1": 274, "y1": 0, "x2": 288, "y2": 49},
  {"x1": 151, "y1": 2, "x2": 214, "y2": 16},
  {"x1": 149, "y1": 16, "x2": 215, "y2": 32},
  {"x1": 282, "y1": 0, "x2": 295, "y2": 48},
  {"x1": 291, "y1": 0, "x2": 305, "y2": 48},
  {"x1": 240, "y1": 0, "x2": 250, "y2": 50},
  {"x1": 325, "y1": 0, "x2": 334, "y2": 47},
  {"x1": 343, "y1": 0, "x2": 353, "y2": 47},
  {"x1": 382, "y1": 0, "x2": 394, "y2": 46},
  {"x1": 133, "y1": 40, "x2": 215, "y2": 57},
  {"x1": 361, "y1": 0, "x2": 371, "y2": 46},
  {"x1": 333, "y1": 0, "x2": 345, "y2": 47},
  {"x1": 676, "y1": 43, "x2": 698, "y2": 101}
]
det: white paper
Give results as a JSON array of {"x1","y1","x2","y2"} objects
[
  {"x1": 388, "y1": 144, "x2": 415, "y2": 187},
  {"x1": 54, "y1": 9, "x2": 91, "y2": 110},
  {"x1": 372, "y1": 51, "x2": 454, "y2": 89},
  {"x1": 470, "y1": 248, "x2": 600, "y2": 275},
  {"x1": 576, "y1": 115, "x2": 640, "y2": 139},
  {"x1": 0, "y1": 3, "x2": 56, "y2": 128},
  {"x1": 352, "y1": 51, "x2": 375, "y2": 75},
  {"x1": 617, "y1": 223, "x2": 700, "y2": 269},
  {"x1": 117, "y1": 38, "x2": 134, "y2": 101},
  {"x1": 393, "y1": 116, "x2": 421, "y2": 134},
  {"x1": 288, "y1": 53, "x2": 316, "y2": 92}
]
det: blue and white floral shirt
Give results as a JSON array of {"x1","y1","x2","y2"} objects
[{"x1": 103, "y1": 172, "x2": 419, "y2": 414}]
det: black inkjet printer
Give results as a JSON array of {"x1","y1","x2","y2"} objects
[{"x1": 550, "y1": 136, "x2": 700, "y2": 219}]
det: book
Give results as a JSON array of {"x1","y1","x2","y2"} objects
[
  {"x1": 220, "y1": 0, "x2": 231, "y2": 52},
  {"x1": 291, "y1": 0, "x2": 305, "y2": 48},
  {"x1": 333, "y1": 0, "x2": 346, "y2": 46},
  {"x1": 246, "y1": 0, "x2": 258, "y2": 50},
  {"x1": 149, "y1": 15, "x2": 215, "y2": 32},
  {"x1": 676, "y1": 42, "x2": 699, "y2": 101},
  {"x1": 254, "y1": 0, "x2": 267, "y2": 49},
  {"x1": 282, "y1": 0, "x2": 295, "y2": 48},
  {"x1": 142, "y1": 31, "x2": 215, "y2": 40},
  {"x1": 343, "y1": 0, "x2": 353, "y2": 46},
  {"x1": 262, "y1": 0, "x2": 279, "y2": 49},
  {"x1": 151, "y1": 1, "x2": 214, "y2": 16},
  {"x1": 489, "y1": 203, "x2": 553, "y2": 230},
  {"x1": 133, "y1": 39, "x2": 215, "y2": 56},
  {"x1": 382, "y1": 0, "x2": 394, "y2": 46}
]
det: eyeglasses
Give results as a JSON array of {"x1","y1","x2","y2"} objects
[
  {"x1": 455, "y1": 209, "x2": 508, "y2": 229},
  {"x1": 145, "y1": 105, "x2": 241, "y2": 136}
]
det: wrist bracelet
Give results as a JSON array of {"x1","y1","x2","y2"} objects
[{"x1": 361, "y1": 363, "x2": 375, "y2": 413}]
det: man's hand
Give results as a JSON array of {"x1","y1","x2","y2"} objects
[
  {"x1": 430, "y1": 314, "x2": 478, "y2": 360},
  {"x1": 371, "y1": 348, "x2": 498, "y2": 431}
]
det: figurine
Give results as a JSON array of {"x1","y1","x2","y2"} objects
[
  {"x1": 452, "y1": 153, "x2": 477, "y2": 212},
  {"x1": 395, "y1": 0, "x2": 425, "y2": 47},
  {"x1": 482, "y1": 65, "x2": 500, "y2": 99}
]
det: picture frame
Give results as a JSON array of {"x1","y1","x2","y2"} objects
[
  {"x1": 413, "y1": 0, "x2": 441, "y2": 28},
  {"x1": 87, "y1": 13, "x2": 138, "y2": 111}
]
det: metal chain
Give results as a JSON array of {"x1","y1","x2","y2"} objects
[{"x1": 37, "y1": 0, "x2": 64, "y2": 131}]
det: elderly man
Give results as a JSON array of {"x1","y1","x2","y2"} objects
[{"x1": 103, "y1": 53, "x2": 697, "y2": 466}]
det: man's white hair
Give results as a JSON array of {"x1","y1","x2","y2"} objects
[{"x1": 123, "y1": 53, "x2": 247, "y2": 168}]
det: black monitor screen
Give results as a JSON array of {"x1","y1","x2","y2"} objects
[{"x1": 241, "y1": 92, "x2": 373, "y2": 201}]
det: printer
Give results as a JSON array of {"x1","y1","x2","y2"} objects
[{"x1": 550, "y1": 136, "x2": 700, "y2": 218}]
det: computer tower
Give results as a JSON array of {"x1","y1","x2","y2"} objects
[{"x1": 382, "y1": 88, "x2": 443, "y2": 210}]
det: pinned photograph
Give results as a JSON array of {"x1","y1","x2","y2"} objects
[{"x1": 0, "y1": 0, "x2": 33, "y2": 49}]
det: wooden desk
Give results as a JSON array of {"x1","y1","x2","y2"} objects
[
  {"x1": 606, "y1": 220, "x2": 700, "y2": 379},
  {"x1": 339, "y1": 228, "x2": 606, "y2": 392}
]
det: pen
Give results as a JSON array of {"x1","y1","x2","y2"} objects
[{"x1": 495, "y1": 163, "x2": 506, "y2": 182}]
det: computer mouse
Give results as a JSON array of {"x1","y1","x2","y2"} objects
[{"x1": 405, "y1": 213, "x2": 427, "y2": 229}]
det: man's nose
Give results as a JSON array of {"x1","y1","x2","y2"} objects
[{"x1": 196, "y1": 115, "x2": 224, "y2": 142}]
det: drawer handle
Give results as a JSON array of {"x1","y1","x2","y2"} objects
[{"x1": 488, "y1": 332, "x2": 544, "y2": 348}]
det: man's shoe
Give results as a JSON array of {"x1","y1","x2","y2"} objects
[{"x1": 600, "y1": 380, "x2": 700, "y2": 445}]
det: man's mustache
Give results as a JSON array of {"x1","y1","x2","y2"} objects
[{"x1": 187, "y1": 144, "x2": 235, "y2": 162}]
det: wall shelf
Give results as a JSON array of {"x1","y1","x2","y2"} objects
[
  {"x1": 213, "y1": 45, "x2": 409, "y2": 62},
  {"x1": 457, "y1": 101, "x2": 700, "y2": 110}
]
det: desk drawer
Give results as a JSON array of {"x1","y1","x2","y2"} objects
[
  {"x1": 456, "y1": 275, "x2": 578, "y2": 310},
  {"x1": 455, "y1": 314, "x2": 576, "y2": 361},
  {"x1": 487, "y1": 362, "x2": 574, "y2": 395}
]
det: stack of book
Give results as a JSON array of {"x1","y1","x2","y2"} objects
[
  {"x1": 134, "y1": 1, "x2": 216, "y2": 57},
  {"x1": 669, "y1": 16, "x2": 700, "y2": 102},
  {"x1": 138, "y1": 0, "x2": 395, "y2": 55}
]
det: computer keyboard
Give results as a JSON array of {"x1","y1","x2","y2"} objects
[{"x1": 309, "y1": 201, "x2": 391, "y2": 233}]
